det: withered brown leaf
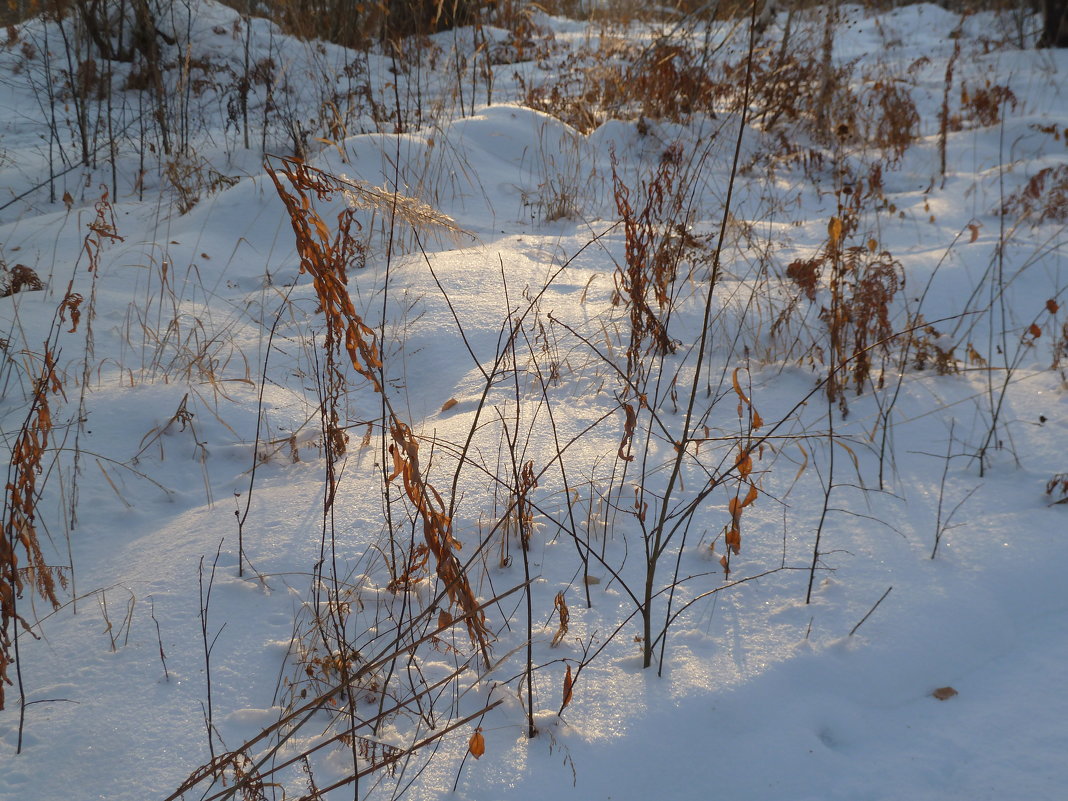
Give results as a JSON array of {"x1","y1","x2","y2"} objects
[
  {"x1": 742, "y1": 483, "x2": 759, "y2": 508},
  {"x1": 551, "y1": 591, "x2": 570, "y2": 647},
  {"x1": 731, "y1": 367, "x2": 751, "y2": 408},
  {"x1": 736, "y1": 448, "x2": 753, "y2": 479},
  {"x1": 828, "y1": 216, "x2": 843, "y2": 248},
  {"x1": 617, "y1": 402, "x2": 637, "y2": 462},
  {"x1": 468, "y1": 728, "x2": 485, "y2": 759},
  {"x1": 725, "y1": 527, "x2": 741, "y2": 555}
]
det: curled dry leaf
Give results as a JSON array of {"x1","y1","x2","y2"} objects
[
  {"x1": 468, "y1": 728, "x2": 485, "y2": 759},
  {"x1": 736, "y1": 448, "x2": 753, "y2": 479},
  {"x1": 617, "y1": 402, "x2": 637, "y2": 462},
  {"x1": 966, "y1": 343, "x2": 987, "y2": 367},
  {"x1": 725, "y1": 527, "x2": 741, "y2": 555},
  {"x1": 1046, "y1": 298, "x2": 1059, "y2": 314},
  {"x1": 932, "y1": 686, "x2": 958, "y2": 701},
  {"x1": 731, "y1": 367, "x2": 751, "y2": 408},
  {"x1": 438, "y1": 608, "x2": 453, "y2": 630},
  {"x1": 551, "y1": 591, "x2": 570, "y2": 647},
  {"x1": 60, "y1": 292, "x2": 84, "y2": 333},
  {"x1": 441, "y1": 398, "x2": 458, "y2": 412},
  {"x1": 828, "y1": 216, "x2": 844, "y2": 248},
  {"x1": 743, "y1": 483, "x2": 759, "y2": 507},
  {"x1": 561, "y1": 664, "x2": 574, "y2": 711},
  {"x1": 731, "y1": 364, "x2": 764, "y2": 431},
  {"x1": 728, "y1": 495, "x2": 742, "y2": 525}
]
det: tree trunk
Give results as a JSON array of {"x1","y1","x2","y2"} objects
[{"x1": 1040, "y1": 0, "x2": 1068, "y2": 47}]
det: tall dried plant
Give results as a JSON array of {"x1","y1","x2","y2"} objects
[
  {"x1": 785, "y1": 176, "x2": 904, "y2": 415},
  {"x1": 609, "y1": 145, "x2": 684, "y2": 385},
  {"x1": 264, "y1": 156, "x2": 491, "y2": 662},
  {"x1": 2, "y1": 348, "x2": 67, "y2": 712}
]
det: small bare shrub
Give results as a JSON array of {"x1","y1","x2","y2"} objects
[
  {"x1": 1000, "y1": 165, "x2": 1068, "y2": 225},
  {"x1": 164, "y1": 155, "x2": 240, "y2": 215},
  {"x1": 624, "y1": 40, "x2": 717, "y2": 121},
  {"x1": 861, "y1": 78, "x2": 919, "y2": 165},
  {"x1": 783, "y1": 179, "x2": 906, "y2": 413},
  {"x1": 908, "y1": 319, "x2": 960, "y2": 376},
  {"x1": 522, "y1": 36, "x2": 718, "y2": 132},
  {"x1": 1047, "y1": 473, "x2": 1068, "y2": 504}
]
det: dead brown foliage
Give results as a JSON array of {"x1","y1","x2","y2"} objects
[
  {"x1": 610, "y1": 145, "x2": 683, "y2": 380},
  {"x1": 783, "y1": 178, "x2": 905, "y2": 414},
  {"x1": 908, "y1": 319, "x2": 960, "y2": 376},
  {"x1": 550, "y1": 590, "x2": 569, "y2": 647},
  {"x1": 387, "y1": 420, "x2": 491, "y2": 662},
  {"x1": 1000, "y1": 165, "x2": 1068, "y2": 226},
  {"x1": 265, "y1": 156, "x2": 490, "y2": 663},
  {"x1": 0, "y1": 264, "x2": 44, "y2": 297},
  {"x1": 521, "y1": 37, "x2": 717, "y2": 133},
  {"x1": 1047, "y1": 473, "x2": 1068, "y2": 504},
  {"x1": 862, "y1": 79, "x2": 919, "y2": 165},
  {"x1": 1, "y1": 349, "x2": 68, "y2": 710},
  {"x1": 959, "y1": 79, "x2": 1017, "y2": 129}
]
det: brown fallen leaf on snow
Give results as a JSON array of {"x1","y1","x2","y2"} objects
[{"x1": 932, "y1": 686, "x2": 958, "y2": 701}]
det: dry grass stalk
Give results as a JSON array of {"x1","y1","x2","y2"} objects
[
  {"x1": 265, "y1": 155, "x2": 490, "y2": 662},
  {"x1": 938, "y1": 16, "x2": 966, "y2": 185},
  {"x1": 266, "y1": 157, "x2": 382, "y2": 389},
  {"x1": 1, "y1": 348, "x2": 68, "y2": 710}
]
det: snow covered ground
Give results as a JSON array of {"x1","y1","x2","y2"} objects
[{"x1": 1, "y1": 3, "x2": 1066, "y2": 799}]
